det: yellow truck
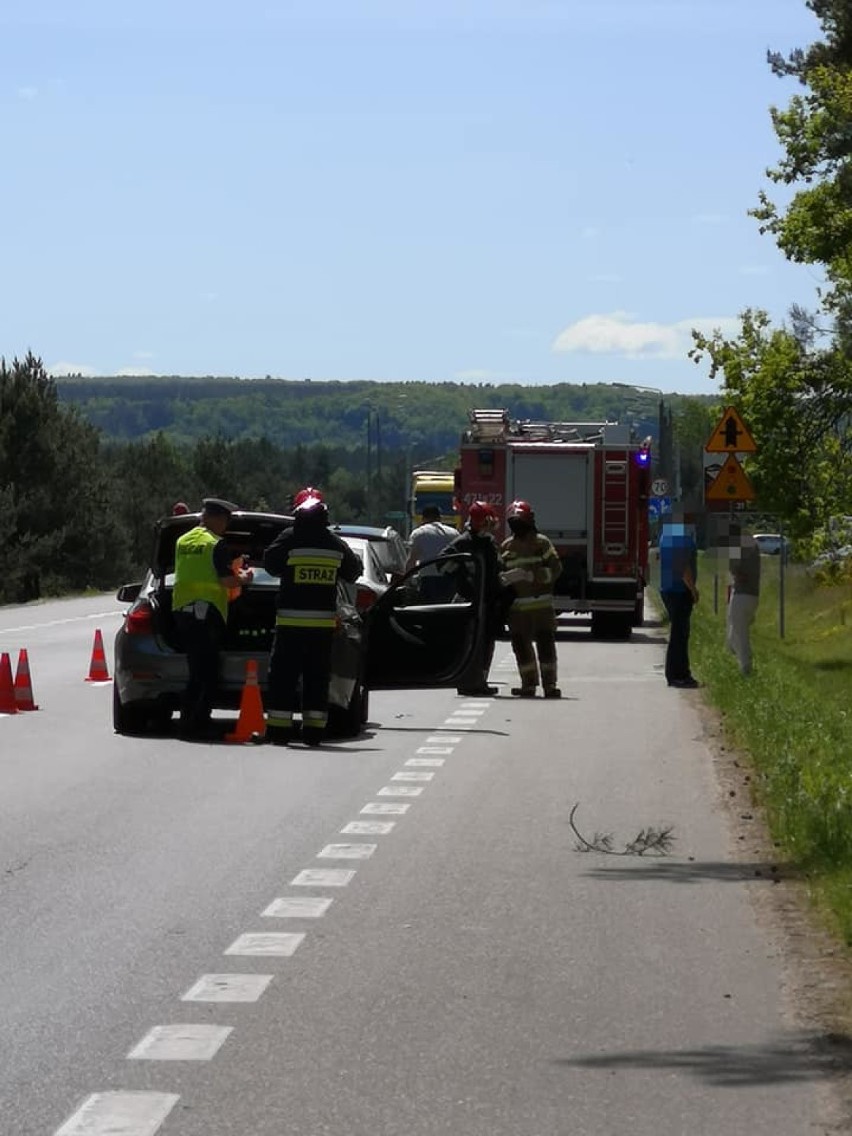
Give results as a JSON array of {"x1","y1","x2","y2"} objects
[{"x1": 409, "y1": 470, "x2": 460, "y2": 531}]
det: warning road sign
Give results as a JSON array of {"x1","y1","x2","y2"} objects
[
  {"x1": 705, "y1": 453, "x2": 756, "y2": 503},
  {"x1": 705, "y1": 407, "x2": 757, "y2": 454}
]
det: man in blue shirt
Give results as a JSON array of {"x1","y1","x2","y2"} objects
[{"x1": 658, "y1": 512, "x2": 700, "y2": 688}]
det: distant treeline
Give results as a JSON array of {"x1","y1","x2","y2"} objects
[{"x1": 55, "y1": 375, "x2": 694, "y2": 453}]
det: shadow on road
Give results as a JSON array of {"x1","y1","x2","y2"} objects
[
  {"x1": 579, "y1": 860, "x2": 792, "y2": 884},
  {"x1": 555, "y1": 1032, "x2": 852, "y2": 1088}
]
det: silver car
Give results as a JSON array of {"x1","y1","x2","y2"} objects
[{"x1": 113, "y1": 511, "x2": 484, "y2": 737}]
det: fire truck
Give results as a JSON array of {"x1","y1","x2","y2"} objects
[{"x1": 455, "y1": 408, "x2": 652, "y2": 638}]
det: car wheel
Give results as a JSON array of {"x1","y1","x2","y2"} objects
[{"x1": 113, "y1": 686, "x2": 161, "y2": 736}]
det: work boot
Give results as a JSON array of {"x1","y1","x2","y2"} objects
[
  {"x1": 511, "y1": 686, "x2": 536, "y2": 698},
  {"x1": 266, "y1": 727, "x2": 292, "y2": 746},
  {"x1": 457, "y1": 685, "x2": 498, "y2": 696},
  {"x1": 303, "y1": 731, "x2": 324, "y2": 748},
  {"x1": 543, "y1": 687, "x2": 562, "y2": 699}
]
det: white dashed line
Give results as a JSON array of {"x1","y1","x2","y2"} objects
[
  {"x1": 442, "y1": 719, "x2": 477, "y2": 728},
  {"x1": 0, "y1": 611, "x2": 119, "y2": 637},
  {"x1": 128, "y1": 1024, "x2": 232, "y2": 1061},
  {"x1": 341, "y1": 820, "x2": 396, "y2": 835},
  {"x1": 406, "y1": 757, "x2": 445, "y2": 767},
  {"x1": 361, "y1": 802, "x2": 410, "y2": 815},
  {"x1": 291, "y1": 868, "x2": 356, "y2": 887},
  {"x1": 377, "y1": 785, "x2": 424, "y2": 797},
  {"x1": 391, "y1": 771, "x2": 434, "y2": 782},
  {"x1": 55, "y1": 1091, "x2": 179, "y2": 1136},
  {"x1": 224, "y1": 932, "x2": 305, "y2": 956},
  {"x1": 458, "y1": 707, "x2": 486, "y2": 715},
  {"x1": 416, "y1": 745, "x2": 453, "y2": 754},
  {"x1": 317, "y1": 843, "x2": 377, "y2": 860},
  {"x1": 181, "y1": 974, "x2": 273, "y2": 1002},
  {"x1": 262, "y1": 896, "x2": 333, "y2": 918},
  {"x1": 428, "y1": 735, "x2": 462, "y2": 743}
]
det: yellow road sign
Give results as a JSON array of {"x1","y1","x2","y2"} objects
[
  {"x1": 705, "y1": 453, "x2": 756, "y2": 502},
  {"x1": 705, "y1": 406, "x2": 757, "y2": 453}
]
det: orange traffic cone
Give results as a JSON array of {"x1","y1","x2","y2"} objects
[
  {"x1": 225, "y1": 659, "x2": 266, "y2": 743},
  {"x1": 85, "y1": 628, "x2": 111, "y2": 683},
  {"x1": 13, "y1": 649, "x2": 39, "y2": 711},
  {"x1": 0, "y1": 652, "x2": 18, "y2": 714}
]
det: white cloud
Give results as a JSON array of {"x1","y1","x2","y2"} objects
[
  {"x1": 47, "y1": 361, "x2": 98, "y2": 377},
  {"x1": 116, "y1": 366, "x2": 159, "y2": 376},
  {"x1": 16, "y1": 86, "x2": 38, "y2": 101},
  {"x1": 552, "y1": 311, "x2": 739, "y2": 359}
]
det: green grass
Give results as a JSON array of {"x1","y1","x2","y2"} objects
[{"x1": 654, "y1": 556, "x2": 852, "y2": 943}]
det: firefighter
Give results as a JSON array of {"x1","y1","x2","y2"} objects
[
  {"x1": 441, "y1": 500, "x2": 505, "y2": 696},
  {"x1": 263, "y1": 488, "x2": 362, "y2": 746},
  {"x1": 173, "y1": 497, "x2": 254, "y2": 738},
  {"x1": 500, "y1": 499, "x2": 562, "y2": 698}
]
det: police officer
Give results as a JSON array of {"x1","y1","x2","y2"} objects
[
  {"x1": 263, "y1": 488, "x2": 362, "y2": 746},
  {"x1": 500, "y1": 499, "x2": 562, "y2": 698},
  {"x1": 441, "y1": 500, "x2": 505, "y2": 697},
  {"x1": 173, "y1": 498, "x2": 253, "y2": 738}
]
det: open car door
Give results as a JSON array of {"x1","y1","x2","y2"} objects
[{"x1": 364, "y1": 552, "x2": 484, "y2": 689}]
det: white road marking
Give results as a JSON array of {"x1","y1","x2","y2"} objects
[
  {"x1": 391, "y1": 771, "x2": 434, "y2": 782},
  {"x1": 55, "y1": 1091, "x2": 179, "y2": 1136},
  {"x1": 341, "y1": 820, "x2": 396, "y2": 835},
  {"x1": 262, "y1": 896, "x2": 333, "y2": 918},
  {"x1": 224, "y1": 932, "x2": 305, "y2": 956},
  {"x1": 0, "y1": 611, "x2": 119, "y2": 637},
  {"x1": 442, "y1": 719, "x2": 477, "y2": 729},
  {"x1": 318, "y1": 843, "x2": 377, "y2": 860},
  {"x1": 416, "y1": 746, "x2": 453, "y2": 755},
  {"x1": 291, "y1": 867, "x2": 356, "y2": 887},
  {"x1": 361, "y1": 802, "x2": 410, "y2": 815},
  {"x1": 427, "y1": 735, "x2": 462, "y2": 744},
  {"x1": 406, "y1": 757, "x2": 445, "y2": 767},
  {"x1": 458, "y1": 706, "x2": 486, "y2": 714},
  {"x1": 377, "y1": 785, "x2": 424, "y2": 797},
  {"x1": 128, "y1": 1024, "x2": 232, "y2": 1061},
  {"x1": 181, "y1": 974, "x2": 273, "y2": 1002}
]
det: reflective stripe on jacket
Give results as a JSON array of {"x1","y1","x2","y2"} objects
[
  {"x1": 501, "y1": 532, "x2": 561, "y2": 613},
  {"x1": 263, "y1": 521, "x2": 362, "y2": 626}
]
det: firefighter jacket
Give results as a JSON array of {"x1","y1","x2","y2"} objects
[
  {"x1": 263, "y1": 518, "x2": 362, "y2": 630},
  {"x1": 500, "y1": 531, "x2": 562, "y2": 614}
]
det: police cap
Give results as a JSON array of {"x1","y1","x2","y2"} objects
[{"x1": 202, "y1": 497, "x2": 239, "y2": 517}]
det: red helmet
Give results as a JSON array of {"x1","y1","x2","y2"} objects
[
  {"x1": 293, "y1": 486, "x2": 324, "y2": 512},
  {"x1": 171, "y1": 501, "x2": 190, "y2": 516},
  {"x1": 467, "y1": 500, "x2": 496, "y2": 532},
  {"x1": 507, "y1": 499, "x2": 534, "y2": 522}
]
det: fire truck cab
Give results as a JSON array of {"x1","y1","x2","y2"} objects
[{"x1": 455, "y1": 408, "x2": 651, "y2": 639}]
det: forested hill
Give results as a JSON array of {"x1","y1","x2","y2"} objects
[{"x1": 55, "y1": 376, "x2": 696, "y2": 452}]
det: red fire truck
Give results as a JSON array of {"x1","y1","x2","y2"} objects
[{"x1": 455, "y1": 408, "x2": 652, "y2": 638}]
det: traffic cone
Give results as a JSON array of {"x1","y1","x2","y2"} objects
[
  {"x1": 224, "y1": 659, "x2": 266, "y2": 743},
  {"x1": 0, "y1": 652, "x2": 18, "y2": 714},
  {"x1": 13, "y1": 649, "x2": 39, "y2": 711},
  {"x1": 85, "y1": 628, "x2": 111, "y2": 683}
]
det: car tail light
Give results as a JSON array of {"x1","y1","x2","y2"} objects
[
  {"x1": 124, "y1": 600, "x2": 154, "y2": 635},
  {"x1": 356, "y1": 586, "x2": 377, "y2": 612}
]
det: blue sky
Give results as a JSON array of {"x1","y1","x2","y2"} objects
[{"x1": 1, "y1": 0, "x2": 822, "y2": 394}]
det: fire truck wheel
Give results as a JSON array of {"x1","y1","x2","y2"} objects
[{"x1": 632, "y1": 595, "x2": 645, "y2": 627}]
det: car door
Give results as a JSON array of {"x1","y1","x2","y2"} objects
[{"x1": 364, "y1": 552, "x2": 484, "y2": 688}]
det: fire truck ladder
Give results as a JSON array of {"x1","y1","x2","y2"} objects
[{"x1": 601, "y1": 454, "x2": 630, "y2": 558}]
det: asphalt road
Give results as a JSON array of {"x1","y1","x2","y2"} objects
[{"x1": 0, "y1": 594, "x2": 839, "y2": 1135}]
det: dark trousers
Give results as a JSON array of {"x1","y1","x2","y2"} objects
[
  {"x1": 456, "y1": 614, "x2": 499, "y2": 692},
  {"x1": 174, "y1": 608, "x2": 225, "y2": 733},
  {"x1": 661, "y1": 590, "x2": 694, "y2": 683},
  {"x1": 267, "y1": 626, "x2": 334, "y2": 735}
]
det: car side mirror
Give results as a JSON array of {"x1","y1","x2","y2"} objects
[{"x1": 117, "y1": 583, "x2": 142, "y2": 604}]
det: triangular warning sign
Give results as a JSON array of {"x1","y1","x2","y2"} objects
[
  {"x1": 705, "y1": 453, "x2": 756, "y2": 502},
  {"x1": 705, "y1": 406, "x2": 757, "y2": 453}
]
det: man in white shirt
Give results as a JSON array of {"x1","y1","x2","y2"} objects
[{"x1": 406, "y1": 506, "x2": 458, "y2": 602}]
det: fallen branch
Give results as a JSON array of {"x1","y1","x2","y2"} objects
[{"x1": 569, "y1": 803, "x2": 674, "y2": 856}]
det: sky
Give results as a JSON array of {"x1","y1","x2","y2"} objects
[{"x1": 1, "y1": 0, "x2": 824, "y2": 394}]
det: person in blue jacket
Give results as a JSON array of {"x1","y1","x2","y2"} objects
[{"x1": 658, "y1": 511, "x2": 700, "y2": 688}]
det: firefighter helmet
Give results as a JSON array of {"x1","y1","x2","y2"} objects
[
  {"x1": 507, "y1": 499, "x2": 534, "y2": 522},
  {"x1": 467, "y1": 500, "x2": 496, "y2": 532},
  {"x1": 293, "y1": 486, "x2": 325, "y2": 512}
]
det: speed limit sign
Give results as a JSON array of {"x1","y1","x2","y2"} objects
[{"x1": 652, "y1": 478, "x2": 669, "y2": 497}]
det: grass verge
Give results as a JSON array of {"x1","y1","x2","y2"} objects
[{"x1": 659, "y1": 555, "x2": 852, "y2": 944}]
